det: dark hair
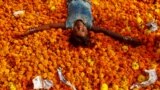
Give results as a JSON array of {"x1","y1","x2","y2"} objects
[
  {"x1": 74, "y1": 19, "x2": 85, "y2": 26},
  {"x1": 69, "y1": 33, "x2": 91, "y2": 47},
  {"x1": 69, "y1": 20, "x2": 94, "y2": 47}
]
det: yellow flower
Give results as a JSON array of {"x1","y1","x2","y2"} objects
[
  {"x1": 9, "y1": 82, "x2": 16, "y2": 90},
  {"x1": 132, "y1": 62, "x2": 139, "y2": 70},
  {"x1": 112, "y1": 84, "x2": 119, "y2": 90},
  {"x1": 144, "y1": 29, "x2": 152, "y2": 35},
  {"x1": 122, "y1": 45, "x2": 129, "y2": 52},
  {"x1": 147, "y1": 13, "x2": 153, "y2": 20},
  {"x1": 50, "y1": 6, "x2": 56, "y2": 11},
  {"x1": 155, "y1": 9, "x2": 160, "y2": 14},
  {"x1": 136, "y1": 16, "x2": 143, "y2": 24},
  {"x1": 151, "y1": 63, "x2": 158, "y2": 69},
  {"x1": 137, "y1": 74, "x2": 146, "y2": 82},
  {"x1": 87, "y1": 58, "x2": 94, "y2": 66},
  {"x1": 100, "y1": 83, "x2": 108, "y2": 90},
  {"x1": 92, "y1": 0, "x2": 100, "y2": 5}
]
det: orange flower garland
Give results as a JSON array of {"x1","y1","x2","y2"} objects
[{"x1": 0, "y1": 0, "x2": 159, "y2": 90}]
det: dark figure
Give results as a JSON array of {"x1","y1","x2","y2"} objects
[{"x1": 20, "y1": 0, "x2": 142, "y2": 47}]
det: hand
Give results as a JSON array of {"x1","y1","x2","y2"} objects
[
  {"x1": 23, "y1": 27, "x2": 39, "y2": 36},
  {"x1": 28, "y1": 27, "x2": 37, "y2": 34},
  {"x1": 19, "y1": 27, "x2": 37, "y2": 38},
  {"x1": 123, "y1": 36, "x2": 142, "y2": 47},
  {"x1": 14, "y1": 27, "x2": 38, "y2": 39},
  {"x1": 123, "y1": 36, "x2": 133, "y2": 41}
]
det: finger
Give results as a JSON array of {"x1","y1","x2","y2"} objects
[{"x1": 13, "y1": 34, "x2": 26, "y2": 39}]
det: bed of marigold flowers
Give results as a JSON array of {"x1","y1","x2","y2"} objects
[{"x1": 0, "y1": 0, "x2": 160, "y2": 90}]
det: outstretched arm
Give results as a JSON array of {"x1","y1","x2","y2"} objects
[
  {"x1": 90, "y1": 26, "x2": 142, "y2": 46},
  {"x1": 21, "y1": 23, "x2": 66, "y2": 37}
]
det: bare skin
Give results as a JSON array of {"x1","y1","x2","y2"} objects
[
  {"x1": 18, "y1": 20, "x2": 142, "y2": 47},
  {"x1": 72, "y1": 20, "x2": 88, "y2": 37}
]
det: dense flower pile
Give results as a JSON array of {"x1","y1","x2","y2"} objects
[{"x1": 0, "y1": 0, "x2": 160, "y2": 90}]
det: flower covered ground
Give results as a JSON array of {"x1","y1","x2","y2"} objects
[{"x1": 0, "y1": 0, "x2": 160, "y2": 90}]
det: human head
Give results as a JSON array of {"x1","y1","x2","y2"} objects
[
  {"x1": 72, "y1": 20, "x2": 88, "y2": 37},
  {"x1": 69, "y1": 20, "x2": 91, "y2": 47}
]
